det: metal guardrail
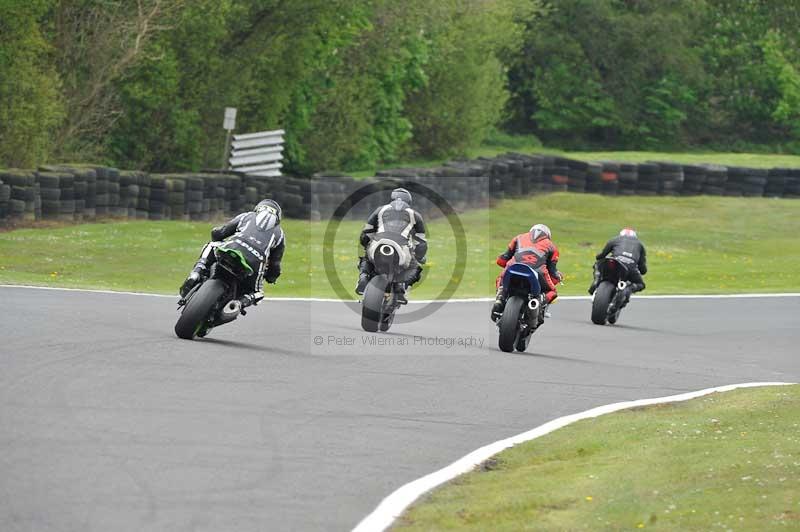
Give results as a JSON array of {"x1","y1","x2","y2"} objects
[{"x1": 229, "y1": 129, "x2": 284, "y2": 177}]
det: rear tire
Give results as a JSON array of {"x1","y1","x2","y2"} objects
[
  {"x1": 175, "y1": 279, "x2": 227, "y2": 339},
  {"x1": 498, "y1": 296, "x2": 524, "y2": 353},
  {"x1": 591, "y1": 281, "x2": 615, "y2": 325},
  {"x1": 361, "y1": 275, "x2": 388, "y2": 333}
]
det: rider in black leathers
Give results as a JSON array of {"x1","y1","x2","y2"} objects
[
  {"x1": 589, "y1": 227, "x2": 647, "y2": 295},
  {"x1": 179, "y1": 199, "x2": 285, "y2": 308},
  {"x1": 355, "y1": 187, "x2": 427, "y2": 303}
]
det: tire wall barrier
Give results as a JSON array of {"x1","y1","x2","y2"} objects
[{"x1": 1, "y1": 155, "x2": 798, "y2": 225}]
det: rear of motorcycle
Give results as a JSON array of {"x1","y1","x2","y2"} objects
[
  {"x1": 497, "y1": 263, "x2": 543, "y2": 353},
  {"x1": 174, "y1": 247, "x2": 250, "y2": 339},
  {"x1": 590, "y1": 258, "x2": 630, "y2": 325},
  {"x1": 361, "y1": 239, "x2": 405, "y2": 333}
]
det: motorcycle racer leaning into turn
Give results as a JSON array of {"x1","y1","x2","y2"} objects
[
  {"x1": 179, "y1": 199, "x2": 285, "y2": 309},
  {"x1": 492, "y1": 223, "x2": 563, "y2": 322},
  {"x1": 355, "y1": 187, "x2": 427, "y2": 304}
]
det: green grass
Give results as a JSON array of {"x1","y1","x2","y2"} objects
[
  {"x1": 1, "y1": 193, "x2": 798, "y2": 297},
  {"x1": 348, "y1": 145, "x2": 800, "y2": 178},
  {"x1": 397, "y1": 385, "x2": 800, "y2": 531}
]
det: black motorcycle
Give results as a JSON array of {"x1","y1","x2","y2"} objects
[
  {"x1": 590, "y1": 257, "x2": 632, "y2": 325},
  {"x1": 175, "y1": 246, "x2": 253, "y2": 339},
  {"x1": 360, "y1": 233, "x2": 415, "y2": 333},
  {"x1": 496, "y1": 263, "x2": 545, "y2": 353}
]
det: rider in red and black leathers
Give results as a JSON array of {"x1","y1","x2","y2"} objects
[
  {"x1": 589, "y1": 227, "x2": 647, "y2": 294},
  {"x1": 492, "y1": 224, "x2": 562, "y2": 321}
]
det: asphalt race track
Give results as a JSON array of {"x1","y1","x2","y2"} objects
[{"x1": 1, "y1": 286, "x2": 797, "y2": 531}]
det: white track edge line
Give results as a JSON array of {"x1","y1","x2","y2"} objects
[
  {"x1": 352, "y1": 382, "x2": 797, "y2": 532},
  {"x1": 1, "y1": 284, "x2": 799, "y2": 302}
]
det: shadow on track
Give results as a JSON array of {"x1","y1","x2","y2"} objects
[{"x1": 195, "y1": 337, "x2": 305, "y2": 357}]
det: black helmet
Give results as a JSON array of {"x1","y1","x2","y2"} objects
[
  {"x1": 390, "y1": 187, "x2": 412, "y2": 205},
  {"x1": 254, "y1": 199, "x2": 282, "y2": 229}
]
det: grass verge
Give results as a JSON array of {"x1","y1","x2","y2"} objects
[
  {"x1": 396, "y1": 385, "x2": 800, "y2": 531},
  {"x1": 1, "y1": 193, "x2": 798, "y2": 297},
  {"x1": 349, "y1": 145, "x2": 800, "y2": 178}
]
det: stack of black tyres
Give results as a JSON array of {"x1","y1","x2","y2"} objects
[
  {"x1": 94, "y1": 167, "x2": 109, "y2": 216},
  {"x1": 0, "y1": 175, "x2": 10, "y2": 223},
  {"x1": 742, "y1": 168, "x2": 768, "y2": 197},
  {"x1": 681, "y1": 165, "x2": 707, "y2": 196},
  {"x1": 74, "y1": 168, "x2": 94, "y2": 220},
  {"x1": 136, "y1": 172, "x2": 150, "y2": 219},
  {"x1": 282, "y1": 177, "x2": 307, "y2": 218},
  {"x1": 185, "y1": 177, "x2": 204, "y2": 220},
  {"x1": 702, "y1": 165, "x2": 727, "y2": 195},
  {"x1": 539, "y1": 156, "x2": 554, "y2": 193},
  {"x1": 119, "y1": 171, "x2": 139, "y2": 218},
  {"x1": 765, "y1": 168, "x2": 788, "y2": 197},
  {"x1": 584, "y1": 162, "x2": 603, "y2": 193},
  {"x1": 636, "y1": 163, "x2": 659, "y2": 195},
  {"x1": 529, "y1": 155, "x2": 545, "y2": 193},
  {"x1": 550, "y1": 157, "x2": 570, "y2": 191},
  {"x1": 566, "y1": 159, "x2": 588, "y2": 193},
  {"x1": 599, "y1": 162, "x2": 620, "y2": 195},
  {"x1": 107, "y1": 168, "x2": 124, "y2": 217},
  {"x1": 724, "y1": 167, "x2": 747, "y2": 196},
  {"x1": 784, "y1": 168, "x2": 800, "y2": 198},
  {"x1": 617, "y1": 163, "x2": 638, "y2": 195},
  {"x1": 165, "y1": 177, "x2": 187, "y2": 220},
  {"x1": 36, "y1": 170, "x2": 64, "y2": 220},
  {"x1": 58, "y1": 171, "x2": 76, "y2": 221},
  {"x1": 5, "y1": 171, "x2": 36, "y2": 220},
  {"x1": 655, "y1": 161, "x2": 684, "y2": 196},
  {"x1": 84, "y1": 168, "x2": 97, "y2": 220},
  {"x1": 149, "y1": 175, "x2": 167, "y2": 220}
]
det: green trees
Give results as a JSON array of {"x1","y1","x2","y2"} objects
[
  {"x1": 505, "y1": 0, "x2": 800, "y2": 151},
  {"x1": 0, "y1": 0, "x2": 62, "y2": 168},
  {"x1": 3, "y1": 1, "x2": 800, "y2": 171}
]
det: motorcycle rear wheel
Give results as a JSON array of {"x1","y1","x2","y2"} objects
[
  {"x1": 498, "y1": 295, "x2": 524, "y2": 353},
  {"x1": 175, "y1": 279, "x2": 227, "y2": 339},
  {"x1": 361, "y1": 275, "x2": 389, "y2": 333},
  {"x1": 591, "y1": 281, "x2": 615, "y2": 325}
]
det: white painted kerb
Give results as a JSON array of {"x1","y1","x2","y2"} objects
[{"x1": 352, "y1": 382, "x2": 796, "y2": 532}]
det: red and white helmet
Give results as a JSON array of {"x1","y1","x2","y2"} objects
[
  {"x1": 619, "y1": 227, "x2": 637, "y2": 238},
  {"x1": 530, "y1": 224, "x2": 551, "y2": 241}
]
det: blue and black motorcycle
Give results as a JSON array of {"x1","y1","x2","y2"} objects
[{"x1": 496, "y1": 263, "x2": 546, "y2": 353}]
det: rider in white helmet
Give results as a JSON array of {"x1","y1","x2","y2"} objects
[
  {"x1": 588, "y1": 227, "x2": 647, "y2": 295},
  {"x1": 491, "y1": 223, "x2": 562, "y2": 321}
]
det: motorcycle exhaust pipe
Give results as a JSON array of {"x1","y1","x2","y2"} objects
[
  {"x1": 528, "y1": 298, "x2": 540, "y2": 311},
  {"x1": 219, "y1": 299, "x2": 242, "y2": 324},
  {"x1": 617, "y1": 281, "x2": 627, "y2": 291}
]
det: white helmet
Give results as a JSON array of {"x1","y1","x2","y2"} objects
[
  {"x1": 619, "y1": 227, "x2": 637, "y2": 238},
  {"x1": 530, "y1": 224, "x2": 551, "y2": 241}
]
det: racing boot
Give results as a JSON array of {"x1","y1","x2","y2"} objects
[
  {"x1": 588, "y1": 264, "x2": 601, "y2": 295},
  {"x1": 395, "y1": 283, "x2": 408, "y2": 305},
  {"x1": 355, "y1": 273, "x2": 370, "y2": 295},
  {"x1": 490, "y1": 287, "x2": 505, "y2": 322},
  {"x1": 179, "y1": 260, "x2": 208, "y2": 298},
  {"x1": 355, "y1": 257, "x2": 373, "y2": 295}
]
